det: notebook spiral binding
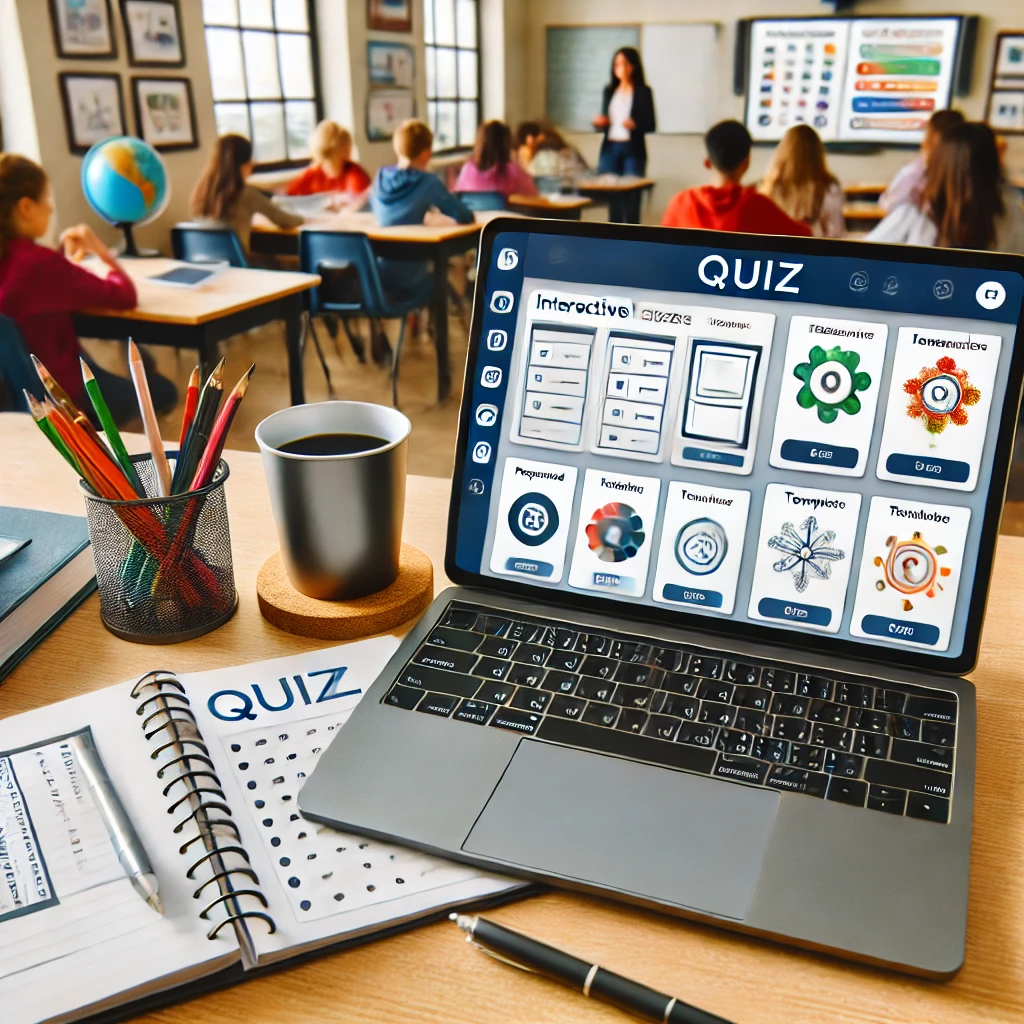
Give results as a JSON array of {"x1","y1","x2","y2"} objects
[{"x1": 131, "y1": 669, "x2": 277, "y2": 949}]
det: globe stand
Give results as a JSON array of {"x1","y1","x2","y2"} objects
[{"x1": 116, "y1": 222, "x2": 159, "y2": 259}]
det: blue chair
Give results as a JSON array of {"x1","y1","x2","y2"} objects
[
  {"x1": 0, "y1": 314, "x2": 42, "y2": 413},
  {"x1": 455, "y1": 190, "x2": 508, "y2": 212},
  {"x1": 299, "y1": 230, "x2": 433, "y2": 407}
]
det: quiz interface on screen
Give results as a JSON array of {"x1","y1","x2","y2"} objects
[{"x1": 461, "y1": 235, "x2": 1020, "y2": 659}]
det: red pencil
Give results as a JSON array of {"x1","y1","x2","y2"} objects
[
  {"x1": 178, "y1": 365, "x2": 200, "y2": 452},
  {"x1": 190, "y1": 364, "x2": 254, "y2": 491}
]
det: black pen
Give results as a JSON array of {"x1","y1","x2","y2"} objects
[{"x1": 451, "y1": 914, "x2": 734, "y2": 1024}]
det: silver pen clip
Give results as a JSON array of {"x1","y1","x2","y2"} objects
[{"x1": 466, "y1": 936, "x2": 537, "y2": 975}]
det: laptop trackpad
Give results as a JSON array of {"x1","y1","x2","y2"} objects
[{"x1": 463, "y1": 740, "x2": 779, "y2": 921}]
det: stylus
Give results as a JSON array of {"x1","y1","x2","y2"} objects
[{"x1": 451, "y1": 914, "x2": 734, "y2": 1024}]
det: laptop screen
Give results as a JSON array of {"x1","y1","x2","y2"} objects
[{"x1": 448, "y1": 221, "x2": 1024, "y2": 674}]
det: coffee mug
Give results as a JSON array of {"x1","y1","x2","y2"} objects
[{"x1": 255, "y1": 401, "x2": 411, "y2": 600}]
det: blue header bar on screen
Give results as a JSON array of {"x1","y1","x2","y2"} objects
[{"x1": 514, "y1": 233, "x2": 1024, "y2": 325}]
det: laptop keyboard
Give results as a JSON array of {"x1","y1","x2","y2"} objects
[{"x1": 382, "y1": 602, "x2": 957, "y2": 824}]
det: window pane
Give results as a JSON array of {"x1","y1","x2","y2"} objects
[
  {"x1": 243, "y1": 30, "x2": 282, "y2": 98},
  {"x1": 433, "y1": 0, "x2": 455, "y2": 46},
  {"x1": 206, "y1": 28, "x2": 247, "y2": 100},
  {"x1": 434, "y1": 100, "x2": 457, "y2": 149},
  {"x1": 251, "y1": 101, "x2": 287, "y2": 161},
  {"x1": 273, "y1": 0, "x2": 308, "y2": 31},
  {"x1": 239, "y1": 0, "x2": 273, "y2": 27},
  {"x1": 285, "y1": 100, "x2": 317, "y2": 158},
  {"x1": 423, "y1": 0, "x2": 434, "y2": 44},
  {"x1": 436, "y1": 47, "x2": 456, "y2": 97},
  {"x1": 425, "y1": 45, "x2": 436, "y2": 98},
  {"x1": 456, "y1": 0, "x2": 476, "y2": 48},
  {"x1": 214, "y1": 102, "x2": 251, "y2": 138},
  {"x1": 457, "y1": 49, "x2": 477, "y2": 99},
  {"x1": 203, "y1": 0, "x2": 238, "y2": 26},
  {"x1": 458, "y1": 100, "x2": 477, "y2": 147},
  {"x1": 278, "y1": 33, "x2": 313, "y2": 98}
]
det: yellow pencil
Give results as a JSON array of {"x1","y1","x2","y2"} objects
[{"x1": 127, "y1": 340, "x2": 172, "y2": 497}]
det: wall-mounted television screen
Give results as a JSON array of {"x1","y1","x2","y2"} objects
[{"x1": 744, "y1": 16, "x2": 968, "y2": 145}]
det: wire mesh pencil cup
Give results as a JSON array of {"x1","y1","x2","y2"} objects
[{"x1": 81, "y1": 453, "x2": 238, "y2": 643}]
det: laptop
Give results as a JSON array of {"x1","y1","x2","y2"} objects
[{"x1": 300, "y1": 218, "x2": 1024, "y2": 977}]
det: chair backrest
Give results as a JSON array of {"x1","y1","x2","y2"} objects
[
  {"x1": 0, "y1": 314, "x2": 43, "y2": 413},
  {"x1": 171, "y1": 225, "x2": 248, "y2": 268},
  {"x1": 533, "y1": 176, "x2": 564, "y2": 195},
  {"x1": 298, "y1": 230, "x2": 389, "y2": 315},
  {"x1": 455, "y1": 190, "x2": 508, "y2": 212}
]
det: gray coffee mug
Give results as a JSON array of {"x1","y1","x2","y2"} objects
[{"x1": 255, "y1": 401, "x2": 411, "y2": 600}]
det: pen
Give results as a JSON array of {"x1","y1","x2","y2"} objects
[
  {"x1": 68, "y1": 730, "x2": 163, "y2": 914},
  {"x1": 451, "y1": 915, "x2": 733, "y2": 1024}
]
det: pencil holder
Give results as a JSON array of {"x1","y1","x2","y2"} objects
[{"x1": 81, "y1": 453, "x2": 238, "y2": 644}]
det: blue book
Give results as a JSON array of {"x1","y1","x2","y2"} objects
[{"x1": 0, "y1": 507, "x2": 96, "y2": 681}]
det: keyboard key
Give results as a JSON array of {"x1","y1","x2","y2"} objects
[
  {"x1": 876, "y1": 689, "x2": 907, "y2": 713},
  {"x1": 771, "y1": 693, "x2": 809, "y2": 718},
  {"x1": 507, "y1": 663, "x2": 545, "y2": 688},
  {"x1": 644, "y1": 715, "x2": 681, "y2": 741},
  {"x1": 826, "y1": 777, "x2": 867, "y2": 807},
  {"x1": 453, "y1": 700, "x2": 497, "y2": 725},
  {"x1": 426, "y1": 627, "x2": 482, "y2": 651},
  {"x1": 864, "y1": 760, "x2": 952, "y2": 799},
  {"x1": 511, "y1": 644, "x2": 549, "y2": 666},
  {"x1": 733, "y1": 708, "x2": 767, "y2": 734},
  {"x1": 716, "y1": 730, "x2": 755, "y2": 755},
  {"x1": 766, "y1": 766, "x2": 828, "y2": 797},
  {"x1": 489, "y1": 708, "x2": 542, "y2": 735},
  {"x1": 398, "y1": 665, "x2": 481, "y2": 698},
  {"x1": 698, "y1": 701, "x2": 735, "y2": 727},
  {"x1": 547, "y1": 650, "x2": 584, "y2": 673},
  {"x1": 549, "y1": 695, "x2": 587, "y2": 720},
  {"x1": 689, "y1": 655, "x2": 722, "y2": 678},
  {"x1": 616, "y1": 662, "x2": 658, "y2": 687},
  {"x1": 612, "y1": 684, "x2": 654, "y2": 710},
  {"x1": 507, "y1": 621, "x2": 541, "y2": 642},
  {"x1": 772, "y1": 716, "x2": 811, "y2": 743},
  {"x1": 713, "y1": 754, "x2": 769, "y2": 786},
  {"x1": 906, "y1": 792, "x2": 950, "y2": 824},
  {"x1": 663, "y1": 673, "x2": 700, "y2": 695},
  {"x1": 580, "y1": 656, "x2": 617, "y2": 680},
  {"x1": 867, "y1": 785, "x2": 907, "y2": 815},
  {"x1": 835, "y1": 682, "x2": 874, "y2": 708},
  {"x1": 384, "y1": 683, "x2": 424, "y2": 709},
  {"x1": 762, "y1": 669, "x2": 794, "y2": 692},
  {"x1": 475, "y1": 680, "x2": 515, "y2": 705},
  {"x1": 417, "y1": 693, "x2": 460, "y2": 717},
  {"x1": 724, "y1": 661, "x2": 759, "y2": 685},
  {"x1": 653, "y1": 648, "x2": 686, "y2": 672},
  {"x1": 616, "y1": 709, "x2": 648, "y2": 734},
  {"x1": 475, "y1": 657, "x2": 511, "y2": 681},
  {"x1": 853, "y1": 732, "x2": 890, "y2": 759},
  {"x1": 619, "y1": 643, "x2": 652, "y2": 664},
  {"x1": 478, "y1": 635, "x2": 518, "y2": 659},
  {"x1": 824, "y1": 750, "x2": 864, "y2": 778},
  {"x1": 582, "y1": 702, "x2": 620, "y2": 728},
  {"x1": 905, "y1": 695, "x2": 957, "y2": 724},
  {"x1": 583, "y1": 635, "x2": 620, "y2": 658},
  {"x1": 848, "y1": 708, "x2": 890, "y2": 733},
  {"x1": 890, "y1": 715, "x2": 921, "y2": 741},
  {"x1": 789, "y1": 744, "x2": 824, "y2": 771},
  {"x1": 413, "y1": 647, "x2": 478, "y2": 674},
  {"x1": 810, "y1": 724, "x2": 852, "y2": 751},
  {"x1": 511, "y1": 688, "x2": 550, "y2": 713},
  {"x1": 808, "y1": 699, "x2": 848, "y2": 725},
  {"x1": 678, "y1": 722, "x2": 718, "y2": 748},
  {"x1": 576, "y1": 676, "x2": 616, "y2": 702},
  {"x1": 537, "y1": 718, "x2": 717, "y2": 775},
  {"x1": 552, "y1": 628, "x2": 580, "y2": 650},
  {"x1": 542, "y1": 674, "x2": 579, "y2": 695},
  {"x1": 751, "y1": 736, "x2": 790, "y2": 763},
  {"x1": 655, "y1": 692, "x2": 699, "y2": 720},
  {"x1": 733, "y1": 686, "x2": 770, "y2": 711},
  {"x1": 477, "y1": 615, "x2": 512, "y2": 636},
  {"x1": 441, "y1": 608, "x2": 477, "y2": 630},
  {"x1": 890, "y1": 739, "x2": 953, "y2": 773},
  {"x1": 921, "y1": 720, "x2": 956, "y2": 747},
  {"x1": 795, "y1": 674, "x2": 833, "y2": 700},
  {"x1": 697, "y1": 680, "x2": 734, "y2": 704}
]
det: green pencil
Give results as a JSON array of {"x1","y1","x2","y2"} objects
[
  {"x1": 25, "y1": 391, "x2": 81, "y2": 473},
  {"x1": 81, "y1": 358, "x2": 143, "y2": 495}
]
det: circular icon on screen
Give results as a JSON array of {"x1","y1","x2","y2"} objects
[
  {"x1": 585, "y1": 502, "x2": 645, "y2": 563},
  {"x1": 933, "y1": 279, "x2": 954, "y2": 300},
  {"x1": 508, "y1": 493, "x2": 559, "y2": 546},
  {"x1": 976, "y1": 281, "x2": 1006, "y2": 310},
  {"x1": 674, "y1": 518, "x2": 728, "y2": 576},
  {"x1": 920, "y1": 373, "x2": 963, "y2": 416}
]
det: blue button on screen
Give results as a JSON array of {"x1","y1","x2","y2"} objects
[
  {"x1": 780, "y1": 439, "x2": 859, "y2": 469},
  {"x1": 885, "y1": 453, "x2": 970, "y2": 483},
  {"x1": 504, "y1": 557, "x2": 554, "y2": 578},
  {"x1": 860, "y1": 615, "x2": 940, "y2": 646},
  {"x1": 757, "y1": 597, "x2": 831, "y2": 627},
  {"x1": 662, "y1": 584, "x2": 724, "y2": 608},
  {"x1": 683, "y1": 447, "x2": 744, "y2": 467}
]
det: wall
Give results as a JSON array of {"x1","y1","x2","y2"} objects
[{"x1": 520, "y1": 0, "x2": 1024, "y2": 222}]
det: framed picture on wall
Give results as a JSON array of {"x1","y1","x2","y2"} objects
[
  {"x1": 132, "y1": 76, "x2": 198, "y2": 150},
  {"x1": 58, "y1": 73, "x2": 126, "y2": 154},
  {"x1": 48, "y1": 0, "x2": 117, "y2": 59},
  {"x1": 121, "y1": 0, "x2": 185, "y2": 67},
  {"x1": 367, "y1": 89, "x2": 415, "y2": 141},
  {"x1": 368, "y1": 0, "x2": 411, "y2": 33},
  {"x1": 368, "y1": 41, "x2": 415, "y2": 89},
  {"x1": 986, "y1": 31, "x2": 1024, "y2": 135}
]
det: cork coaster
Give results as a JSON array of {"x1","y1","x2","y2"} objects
[{"x1": 256, "y1": 544, "x2": 433, "y2": 640}]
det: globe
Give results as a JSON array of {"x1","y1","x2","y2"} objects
[{"x1": 81, "y1": 136, "x2": 169, "y2": 256}]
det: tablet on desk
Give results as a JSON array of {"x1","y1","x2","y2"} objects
[{"x1": 147, "y1": 262, "x2": 229, "y2": 288}]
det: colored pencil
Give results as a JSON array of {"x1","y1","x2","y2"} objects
[
  {"x1": 177, "y1": 366, "x2": 200, "y2": 453},
  {"x1": 171, "y1": 357, "x2": 225, "y2": 493},
  {"x1": 80, "y1": 357, "x2": 143, "y2": 494},
  {"x1": 31, "y1": 354, "x2": 108, "y2": 453},
  {"x1": 191, "y1": 364, "x2": 254, "y2": 490},
  {"x1": 26, "y1": 392, "x2": 81, "y2": 473},
  {"x1": 127, "y1": 340, "x2": 172, "y2": 498}
]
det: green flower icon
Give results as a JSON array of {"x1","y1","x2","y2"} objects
[{"x1": 794, "y1": 345, "x2": 872, "y2": 424}]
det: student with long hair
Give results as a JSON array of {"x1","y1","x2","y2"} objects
[
  {"x1": 868, "y1": 121, "x2": 1024, "y2": 251},
  {"x1": 454, "y1": 120, "x2": 537, "y2": 196},
  {"x1": 513, "y1": 121, "x2": 544, "y2": 170},
  {"x1": 0, "y1": 153, "x2": 175, "y2": 422},
  {"x1": 759, "y1": 124, "x2": 845, "y2": 237},
  {"x1": 528, "y1": 125, "x2": 589, "y2": 180},
  {"x1": 286, "y1": 120, "x2": 370, "y2": 197},
  {"x1": 190, "y1": 134, "x2": 302, "y2": 252},
  {"x1": 879, "y1": 108, "x2": 965, "y2": 212}
]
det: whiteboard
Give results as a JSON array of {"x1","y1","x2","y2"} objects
[{"x1": 641, "y1": 23, "x2": 719, "y2": 134}]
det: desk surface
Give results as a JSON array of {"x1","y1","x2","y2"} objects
[
  {"x1": 509, "y1": 193, "x2": 593, "y2": 211},
  {"x1": 79, "y1": 258, "x2": 320, "y2": 325},
  {"x1": 843, "y1": 183, "x2": 887, "y2": 197},
  {"x1": 252, "y1": 210, "x2": 483, "y2": 244},
  {"x1": 576, "y1": 175, "x2": 656, "y2": 193},
  {"x1": 1, "y1": 412, "x2": 1022, "y2": 1024},
  {"x1": 843, "y1": 203, "x2": 885, "y2": 220}
]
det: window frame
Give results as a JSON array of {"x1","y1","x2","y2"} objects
[
  {"x1": 423, "y1": 0, "x2": 482, "y2": 155},
  {"x1": 202, "y1": 0, "x2": 324, "y2": 171}
]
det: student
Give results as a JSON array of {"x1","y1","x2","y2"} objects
[
  {"x1": 868, "y1": 121, "x2": 1024, "y2": 252},
  {"x1": 759, "y1": 124, "x2": 845, "y2": 238},
  {"x1": 879, "y1": 109, "x2": 964, "y2": 213},
  {"x1": 454, "y1": 120, "x2": 537, "y2": 197},
  {"x1": 190, "y1": 134, "x2": 302, "y2": 253},
  {"x1": 0, "y1": 153, "x2": 175, "y2": 422},
  {"x1": 285, "y1": 120, "x2": 371, "y2": 198},
  {"x1": 528, "y1": 126, "x2": 590, "y2": 181},
  {"x1": 514, "y1": 121, "x2": 544, "y2": 170},
  {"x1": 661, "y1": 120, "x2": 813, "y2": 237}
]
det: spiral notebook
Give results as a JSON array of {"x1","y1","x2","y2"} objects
[{"x1": 0, "y1": 639, "x2": 525, "y2": 1024}]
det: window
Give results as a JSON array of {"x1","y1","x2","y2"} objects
[
  {"x1": 202, "y1": 0, "x2": 321, "y2": 166},
  {"x1": 424, "y1": 0, "x2": 480, "y2": 150}
]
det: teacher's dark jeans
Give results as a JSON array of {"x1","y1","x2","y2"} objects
[{"x1": 598, "y1": 141, "x2": 646, "y2": 223}]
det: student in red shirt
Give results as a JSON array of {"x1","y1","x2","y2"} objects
[
  {"x1": 662, "y1": 120, "x2": 813, "y2": 237},
  {"x1": 285, "y1": 121, "x2": 371, "y2": 200},
  {"x1": 0, "y1": 154, "x2": 176, "y2": 422}
]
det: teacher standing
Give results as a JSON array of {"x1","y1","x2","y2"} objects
[{"x1": 592, "y1": 47, "x2": 656, "y2": 223}]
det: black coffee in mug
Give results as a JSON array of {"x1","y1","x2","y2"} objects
[{"x1": 277, "y1": 432, "x2": 388, "y2": 457}]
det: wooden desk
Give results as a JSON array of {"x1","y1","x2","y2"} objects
[
  {"x1": 843, "y1": 203, "x2": 885, "y2": 231},
  {"x1": 844, "y1": 183, "x2": 887, "y2": 200},
  {"x1": 74, "y1": 258, "x2": 320, "y2": 407},
  {"x1": 576, "y1": 175, "x2": 656, "y2": 224},
  {"x1": 508, "y1": 193, "x2": 593, "y2": 220},
  {"x1": 2, "y1": 413, "x2": 1022, "y2": 1024}
]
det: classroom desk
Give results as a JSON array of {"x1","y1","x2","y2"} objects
[
  {"x1": 843, "y1": 202, "x2": 885, "y2": 231},
  {"x1": 2, "y1": 411, "x2": 1023, "y2": 1024},
  {"x1": 507, "y1": 193, "x2": 593, "y2": 220},
  {"x1": 73, "y1": 258, "x2": 320, "y2": 407},
  {"x1": 844, "y1": 183, "x2": 887, "y2": 201},
  {"x1": 576, "y1": 175, "x2": 656, "y2": 223}
]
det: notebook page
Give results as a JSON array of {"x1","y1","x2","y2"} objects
[{"x1": 184, "y1": 638, "x2": 525, "y2": 965}]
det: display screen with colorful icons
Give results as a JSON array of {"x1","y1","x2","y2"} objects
[{"x1": 449, "y1": 224, "x2": 1024, "y2": 673}]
